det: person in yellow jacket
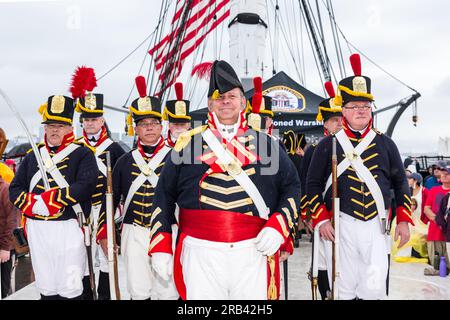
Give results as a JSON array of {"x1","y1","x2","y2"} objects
[{"x1": 0, "y1": 128, "x2": 14, "y2": 184}]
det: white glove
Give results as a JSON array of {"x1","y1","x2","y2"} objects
[
  {"x1": 254, "y1": 227, "x2": 284, "y2": 256},
  {"x1": 151, "y1": 252, "x2": 173, "y2": 281},
  {"x1": 32, "y1": 195, "x2": 50, "y2": 217}
]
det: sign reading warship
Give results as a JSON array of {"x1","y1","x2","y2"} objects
[{"x1": 245, "y1": 71, "x2": 325, "y2": 144}]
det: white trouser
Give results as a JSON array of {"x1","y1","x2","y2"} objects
[
  {"x1": 317, "y1": 233, "x2": 327, "y2": 271},
  {"x1": 121, "y1": 223, "x2": 178, "y2": 300},
  {"x1": 84, "y1": 205, "x2": 108, "y2": 275},
  {"x1": 322, "y1": 213, "x2": 388, "y2": 300},
  {"x1": 26, "y1": 219, "x2": 86, "y2": 298},
  {"x1": 181, "y1": 236, "x2": 267, "y2": 300},
  {"x1": 84, "y1": 241, "x2": 108, "y2": 275}
]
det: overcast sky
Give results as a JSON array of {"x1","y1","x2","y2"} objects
[{"x1": 1, "y1": 0, "x2": 449, "y2": 155}]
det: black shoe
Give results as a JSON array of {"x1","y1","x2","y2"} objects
[
  {"x1": 97, "y1": 271, "x2": 111, "y2": 300},
  {"x1": 318, "y1": 270, "x2": 330, "y2": 300},
  {"x1": 82, "y1": 275, "x2": 94, "y2": 300},
  {"x1": 40, "y1": 294, "x2": 60, "y2": 300},
  {"x1": 59, "y1": 294, "x2": 84, "y2": 300}
]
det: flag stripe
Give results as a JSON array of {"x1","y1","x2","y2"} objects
[
  {"x1": 155, "y1": 8, "x2": 229, "y2": 95},
  {"x1": 149, "y1": 0, "x2": 211, "y2": 57},
  {"x1": 151, "y1": 0, "x2": 231, "y2": 96},
  {"x1": 151, "y1": 0, "x2": 219, "y2": 60},
  {"x1": 172, "y1": 0, "x2": 201, "y2": 24},
  {"x1": 155, "y1": 0, "x2": 230, "y2": 70}
]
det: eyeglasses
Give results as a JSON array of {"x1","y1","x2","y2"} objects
[
  {"x1": 46, "y1": 124, "x2": 67, "y2": 130},
  {"x1": 343, "y1": 104, "x2": 372, "y2": 111},
  {"x1": 216, "y1": 93, "x2": 241, "y2": 101},
  {"x1": 137, "y1": 121, "x2": 161, "y2": 128}
]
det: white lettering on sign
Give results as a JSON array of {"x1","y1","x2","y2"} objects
[{"x1": 273, "y1": 119, "x2": 321, "y2": 127}]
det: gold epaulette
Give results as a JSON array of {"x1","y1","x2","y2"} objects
[
  {"x1": 174, "y1": 125, "x2": 208, "y2": 152},
  {"x1": 373, "y1": 128, "x2": 383, "y2": 135},
  {"x1": 27, "y1": 143, "x2": 44, "y2": 154},
  {"x1": 73, "y1": 138, "x2": 95, "y2": 153}
]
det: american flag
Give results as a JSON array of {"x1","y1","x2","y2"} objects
[{"x1": 149, "y1": 0, "x2": 231, "y2": 96}]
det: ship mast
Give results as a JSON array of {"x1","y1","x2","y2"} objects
[{"x1": 228, "y1": 0, "x2": 268, "y2": 91}]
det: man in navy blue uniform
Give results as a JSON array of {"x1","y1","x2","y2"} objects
[
  {"x1": 96, "y1": 76, "x2": 178, "y2": 300},
  {"x1": 149, "y1": 60, "x2": 300, "y2": 300},
  {"x1": 71, "y1": 66, "x2": 126, "y2": 300},
  {"x1": 9, "y1": 95, "x2": 98, "y2": 299},
  {"x1": 306, "y1": 54, "x2": 413, "y2": 300},
  {"x1": 300, "y1": 81, "x2": 342, "y2": 299}
]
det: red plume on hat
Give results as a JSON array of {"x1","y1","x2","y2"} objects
[
  {"x1": 252, "y1": 93, "x2": 263, "y2": 114},
  {"x1": 86, "y1": 69, "x2": 97, "y2": 92},
  {"x1": 70, "y1": 66, "x2": 95, "y2": 99},
  {"x1": 349, "y1": 53, "x2": 362, "y2": 76},
  {"x1": 191, "y1": 62, "x2": 213, "y2": 80},
  {"x1": 135, "y1": 76, "x2": 147, "y2": 98},
  {"x1": 324, "y1": 81, "x2": 335, "y2": 98},
  {"x1": 251, "y1": 77, "x2": 263, "y2": 113},
  {"x1": 253, "y1": 76, "x2": 263, "y2": 95},
  {"x1": 174, "y1": 82, "x2": 183, "y2": 100}
]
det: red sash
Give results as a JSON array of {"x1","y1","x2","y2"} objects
[
  {"x1": 179, "y1": 208, "x2": 266, "y2": 242},
  {"x1": 174, "y1": 209, "x2": 280, "y2": 300}
]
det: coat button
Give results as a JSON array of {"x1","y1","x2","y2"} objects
[{"x1": 230, "y1": 244, "x2": 234, "y2": 248}]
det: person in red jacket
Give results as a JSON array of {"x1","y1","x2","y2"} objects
[{"x1": 423, "y1": 166, "x2": 450, "y2": 275}]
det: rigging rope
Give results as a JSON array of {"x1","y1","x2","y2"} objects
[
  {"x1": 326, "y1": 0, "x2": 345, "y2": 78},
  {"x1": 123, "y1": 0, "x2": 173, "y2": 107},
  {"x1": 157, "y1": 0, "x2": 194, "y2": 101},
  {"x1": 270, "y1": 0, "x2": 303, "y2": 83},
  {"x1": 97, "y1": 0, "x2": 173, "y2": 83},
  {"x1": 149, "y1": 0, "x2": 174, "y2": 93},
  {"x1": 299, "y1": 2, "x2": 306, "y2": 86},
  {"x1": 265, "y1": 0, "x2": 277, "y2": 76},
  {"x1": 294, "y1": 0, "x2": 306, "y2": 85},
  {"x1": 274, "y1": 0, "x2": 280, "y2": 74},
  {"x1": 298, "y1": 1, "x2": 326, "y2": 94},
  {"x1": 305, "y1": 0, "x2": 340, "y2": 84},
  {"x1": 319, "y1": 0, "x2": 418, "y2": 93},
  {"x1": 97, "y1": 31, "x2": 157, "y2": 82}
]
